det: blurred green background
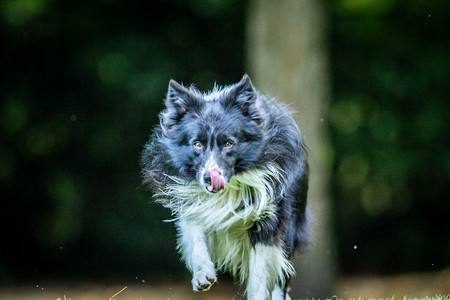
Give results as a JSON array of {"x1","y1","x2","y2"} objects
[{"x1": 0, "y1": 0, "x2": 449, "y2": 288}]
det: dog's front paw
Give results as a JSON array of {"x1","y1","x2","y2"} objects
[{"x1": 191, "y1": 266, "x2": 217, "y2": 291}]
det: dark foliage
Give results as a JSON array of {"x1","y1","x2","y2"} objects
[
  {"x1": 330, "y1": 0, "x2": 450, "y2": 274},
  {"x1": 0, "y1": 0, "x2": 246, "y2": 283}
]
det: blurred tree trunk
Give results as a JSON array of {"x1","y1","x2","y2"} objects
[{"x1": 247, "y1": 0, "x2": 334, "y2": 297}]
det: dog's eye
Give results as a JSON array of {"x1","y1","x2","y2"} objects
[
  {"x1": 193, "y1": 141, "x2": 202, "y2": 149},
  {"x1": 224, "y1": 140, "x2": 233, "y2": 149}
]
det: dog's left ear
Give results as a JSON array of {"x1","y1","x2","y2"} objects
[{"x1": 225, "y1": 74, "x2": 261, "y2": 124}]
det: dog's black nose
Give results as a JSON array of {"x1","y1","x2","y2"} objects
[{"x1": 203, "y1": 172, "x2": 211, "y2": 185}]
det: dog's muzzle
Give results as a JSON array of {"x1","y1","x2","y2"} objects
[{"x1": 204, "y1": 169, "x2": 226, "y2": 193}]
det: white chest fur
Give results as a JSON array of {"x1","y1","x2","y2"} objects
[{"x1": 157, "y1": 165, "x2": 294, "y2": 284}]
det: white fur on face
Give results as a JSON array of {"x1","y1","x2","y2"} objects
[{"x1": 200, "y1": 154, "x2": 223, "y2": 184}]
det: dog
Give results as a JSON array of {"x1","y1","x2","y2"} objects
[{"x1": 141, "y1": 75, "x2": 311, "y2": 299}]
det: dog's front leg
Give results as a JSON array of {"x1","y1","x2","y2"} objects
[
  {"x1": 247, "y1": 243, "x2": 289, "y2": 300},
  {"x1": 177, "y1": 218, "x2": 217, "y2": 291}
]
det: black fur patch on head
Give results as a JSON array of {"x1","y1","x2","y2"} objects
[{"x1": 156, "y1": 76, "x2": 268, "y2": 182}]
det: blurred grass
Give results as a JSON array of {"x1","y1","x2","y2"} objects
[
  {"x1": 0, "y1": 269, "x2": 449, "y2": 300},
  {"x1": 336, "y1": 269, "x2": 450, "y2": 299},
  {"x1": 332, "y1": 297, "x2": 450, "y2": 300}
]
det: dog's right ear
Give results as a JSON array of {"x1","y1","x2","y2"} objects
[
  {"x1": 161, "y1": 80, "x2": 202, "y2": 136},
  {"x1": 166, "y1": 80, "x2": 189, "y2": 116},
  {"x1": 165, "y1": 80, "x2": 202, "y2": 116}
]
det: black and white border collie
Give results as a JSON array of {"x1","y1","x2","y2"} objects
[{"x1": 141, "y1": 75, "x2": 311, "y2": 299}]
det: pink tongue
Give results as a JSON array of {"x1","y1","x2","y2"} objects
[{"x1": 208, "y1": 169, "x2": 225, "y2": 192}]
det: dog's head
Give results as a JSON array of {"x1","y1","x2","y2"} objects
[{"x1": 160, "y1": 75, "x2": 264, "y2": 193}]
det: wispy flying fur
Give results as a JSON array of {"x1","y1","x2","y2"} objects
[{"x1": 141, "y1": 75, "x2": 311, "y2": 299}]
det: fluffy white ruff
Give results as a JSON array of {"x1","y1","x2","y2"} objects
[{"x1": 155, "y1": 165, "x2": 294, "y2": 285}]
